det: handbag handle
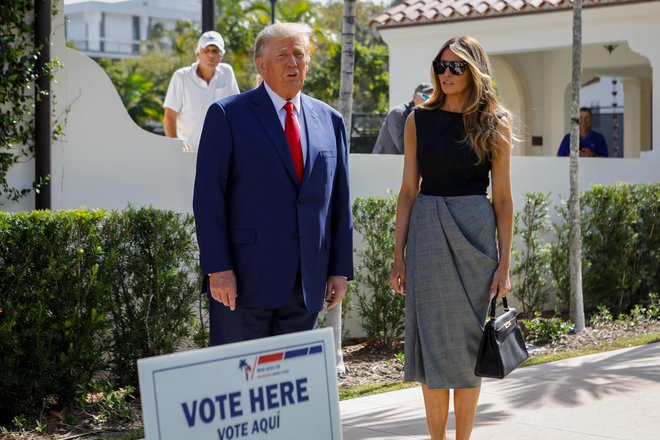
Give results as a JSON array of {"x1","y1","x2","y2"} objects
[{"x1": 489, "y1": 296, "x2": 510, "y2": 319}]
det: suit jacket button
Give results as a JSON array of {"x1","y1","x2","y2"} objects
[
  {"x1": 293, "y1": 232, "x2": 300, "y2": 239},
  {"x1": 297, "y1": 199, "x2": 304, "y2": 206}
]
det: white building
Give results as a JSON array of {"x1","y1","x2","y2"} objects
[
  {"x1": 64, "y1": 0, "x2": 201, "y2": 59},
  {"x1": 371, "y1": 0, "x2": 660, "y2": 159}
]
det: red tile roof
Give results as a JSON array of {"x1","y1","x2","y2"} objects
[{"x1": 371, "y1": 0, "x2": 649, "y2": 30}]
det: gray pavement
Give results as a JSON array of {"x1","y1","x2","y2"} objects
[{"x1": 340, "y1": 343, "x2": 660, "y2": 439}]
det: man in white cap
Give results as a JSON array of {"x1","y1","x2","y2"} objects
[{"x1": 163, "y1": 31, "x2": 240, "y2": 151}]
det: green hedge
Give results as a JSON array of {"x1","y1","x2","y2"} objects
[
  {"x1": 351, "y1": 182, "x2": 657, "y2": 336},
  {"x1": 0, "y1": 208, "x2": 202, "y2": 422},
  {"x1": 352, "y1": 193, "x2": 405, "y2": 348},
  {"x1": 548, "y1": 182, "x2": 658, "y2": 315},
  {"x1": 0, "y1": 183, "x2": 656, "y2": 421}
]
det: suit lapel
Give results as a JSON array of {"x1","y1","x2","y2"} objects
[
  {"x1": 301, "y1": 94, "x2": 321, "y2": 183},
  {"x1": 249, "y1": 85, "x2": 298, "y2": 185}
]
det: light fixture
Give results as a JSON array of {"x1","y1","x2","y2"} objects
[{"x1": 603, "y1": 44, "x2": 619, "y2": 55}]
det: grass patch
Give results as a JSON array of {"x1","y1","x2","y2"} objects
[
  {"x1": 339, "y1": 333, "x2": 660, "y2": 401},
  {"x1": 54, "y1": 428, "x2": 144, "y2": 440},
  {"x1": 113, "y1": 428, "x2": 144, "y2": 440},
  {"x1": 339, "y1": 381, "x2": 418, "y2": 401},
  {"x1": 521, "y1": 332, "x2": 660, "y2": 367}
]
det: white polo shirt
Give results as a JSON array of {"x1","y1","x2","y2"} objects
[{"x1": 164, "y1": 61, "x2": 240, "y2": 150}]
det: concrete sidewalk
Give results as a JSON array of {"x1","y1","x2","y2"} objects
[{"x1": 340, "y1": 343, "x2": 660, "y2": 439}]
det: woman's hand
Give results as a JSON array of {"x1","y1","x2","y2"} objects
[
  {"x1": 390, "y1": 259, "x2": 407, "y2": 296},
  {"x1": 489, "y1": 264, "x2": 511, "y2": 299}
]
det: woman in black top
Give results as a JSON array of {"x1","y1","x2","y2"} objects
[{"x1": 390, "y1": 36, "x2": 515, "y2": 440}]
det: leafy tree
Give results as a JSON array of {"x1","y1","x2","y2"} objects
[
  {"x1": 96, "y1": 0, "x2": 390, "y2": 132},
  {"x1": 98, "y1": 50, "x2": 183, "y2": 132},
  {"x1": 304, "y1": 0, "x2": 389, "y2": 112},
  {"x1": 99, "y1": 60, "x2": 165, "y2": 130}
]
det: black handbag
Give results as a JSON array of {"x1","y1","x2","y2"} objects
[{"x1": 475, "y1": 296, "x2": 529, "y2": 379}]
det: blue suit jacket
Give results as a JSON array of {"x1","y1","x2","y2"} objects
[{"x1": 193, "y1": 84, "x2": 354, "y2": 312}]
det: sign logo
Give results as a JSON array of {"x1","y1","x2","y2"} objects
[{"x1": 238, "y1": 344, "x2": 323, "y2": 381}]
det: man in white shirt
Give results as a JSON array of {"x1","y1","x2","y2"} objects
[{"x1": 163, "y1": 31, "x2": 240, "y2": 151}]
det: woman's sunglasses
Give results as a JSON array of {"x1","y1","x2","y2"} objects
[{"x1": 433, "y1": 60, "x2": 468, "y2": 76}]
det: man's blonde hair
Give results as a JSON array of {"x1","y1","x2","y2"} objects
[{"x1": 253, "y1": 22, "x2": 313, "y2": 65}]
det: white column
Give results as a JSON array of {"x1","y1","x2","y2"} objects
[
  {"x1": 542, "y1": 49, "x2": 572, "y2": 156},
  {"x1": 640, "y1": 79, "x2": 652, "y2": 153},
  {"x1": 622, "y1": 78, "x2": 641, "y2": 158},
  {"x1": 628, "y1": 35, "x2": 660, "y2": 158},
  {"x1": 648, "y1": 56, "x2": 660, "y2": 157},
  {"x1": 84, "y1": 10, "x2": 102, "y2": 52},
  {"x1": 142, "y1": 15, "x2": 149, "y2": 52}
]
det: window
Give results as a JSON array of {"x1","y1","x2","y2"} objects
[{"x1": 132, "y1": 16, "x2": 140, "y2": 54}]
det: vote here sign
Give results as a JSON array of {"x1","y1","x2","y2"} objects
[{"x1": 138, "y1": 328, "x2": 341, "y2": 440}]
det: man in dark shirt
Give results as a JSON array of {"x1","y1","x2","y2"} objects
[
  {"x1": 372, "y1": 83, "x2": 433, "y2": 154},
  {"x1": 557, "y1": 107, "x2": 609, "y2": 157}
]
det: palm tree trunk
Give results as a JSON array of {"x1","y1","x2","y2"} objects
[
  {"x1": 338, "y1": 0, "x2": 356, "y2": 131},
  {"x1": 328, "y1": 0, "x2": 356, "y2": 375},
  {"x1": 569, "y1": 0, "x2": 586, "y2": 332}
]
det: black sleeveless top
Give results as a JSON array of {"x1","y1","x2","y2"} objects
[{"x1": 415, "y1": 108, "x2": 491, "y2": 196}]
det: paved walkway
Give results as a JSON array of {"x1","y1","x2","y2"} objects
[{"x1": 340, "y1": 343, "x2": 660, "y2": 439}]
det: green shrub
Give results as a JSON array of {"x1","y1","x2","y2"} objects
[
  {"x1": 589, "y1": 305, "x2": 614, "y2": 328},
  {"x1": 0, "y1": 210, "x2": 112, "y2": 421},
  {"x1": 77, "y1": 380, "x2": 136, "y2": 424},
  {"x1": 646, "y1": 293, "x2": 660, "y2": 320},
  {"x1": 352, "y1": 193, "x2": 404, "y2": 348},
  {"x1": 103, "y1": 207, "x2": 200, "y2": 386},
  {"x1": 629, "y1": 184, "x2": 660, "y2": 304},
  {"x1": 512, "y1": 193, "x2": 552, "y2": 316},
  {"x1": 549, "y1": 202, "x2": 571, "y2": 310},
  {"x1": 522, "y1": 313, "x2": 573, "y2": 345},
  {"x1": 0, "y1": 207, "x2": 200, "y2": 423},
  {"x1": 549, "y1": 183, "x2": 659, "y2": 316},
  {"x1": 581, "y1": 183, "x2": 640, "y2": 314}
]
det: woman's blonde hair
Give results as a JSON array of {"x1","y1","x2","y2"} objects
[{"x1": 421, "y1": 36, "x2": 513, "y2": 163}]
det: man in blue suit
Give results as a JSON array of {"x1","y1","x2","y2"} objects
[{"x1": 193, "y1": 22, "x2": 353, "y2": 346}]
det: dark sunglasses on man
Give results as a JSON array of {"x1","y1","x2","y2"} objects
[{"x1": 433, "y1": 60, "x2": 468, "y2": 76}]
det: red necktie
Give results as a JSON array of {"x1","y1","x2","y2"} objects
[{"x1": 284, "y1": 101, "x2": 303, "y2": 183}]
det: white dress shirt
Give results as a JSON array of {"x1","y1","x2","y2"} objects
[{"x1": 263, "y1": 81, "x2": 308, "y2": 164}]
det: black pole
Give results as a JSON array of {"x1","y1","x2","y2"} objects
[
  {"x1": 202, "y1": 0, "x2": 215, "y2": 32},
  {"x1": 270, "y1": 0, "x2": 277, "y2": 24},
  {"x1": 35, "y1": 0, "x2": 51, "y2": 210}
]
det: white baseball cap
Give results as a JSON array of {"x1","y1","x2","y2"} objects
[{"x1": 196, "y1": 31, "x2": 225, "y2": 54}]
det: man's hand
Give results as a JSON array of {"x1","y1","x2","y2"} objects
[
  {"x1": 209, "y1": 270, "x2": 238, "y2": 311},
  {"x1": 325, "y1": 275, "x2": 348, "y2": 309},
  {"x1": 579, "y1": 147, "x2": 595, "y2": 157}
]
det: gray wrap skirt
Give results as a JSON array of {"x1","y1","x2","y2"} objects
[{"x1": 404, "y1": 194, "x2": 499, "y2": 389}]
